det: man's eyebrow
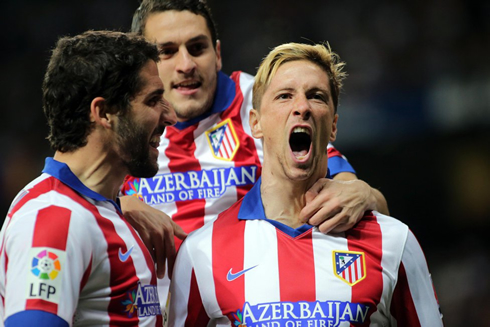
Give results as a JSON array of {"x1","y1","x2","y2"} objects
[
  {"x1": 157, "y1": 34, "x2": 210, "y2": 48},
  {"x1": 308, "y1": 86, "x2": 330, "y2": 94},
  {"x1": 141, "y1": 88, "x2": 164, "y2": 99},
  {"x1": 185, "y1": 34, "x2": 210, "y2": 44}
]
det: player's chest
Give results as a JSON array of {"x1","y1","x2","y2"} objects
[{"x1": 205, "y1": 230, "x2": 390, "y2": 325}]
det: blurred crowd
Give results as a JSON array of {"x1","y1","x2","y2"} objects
[{"x1": 1, "y1": 0, "x2": 489, "y2": 325}]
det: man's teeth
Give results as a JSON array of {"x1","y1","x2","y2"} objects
[
  {"x1": 177, "y1": 81, "x2": 198, "y2": 88},
  {"x1": 150, "y1": 135, "x2": 161, "y2": 147},
  {"x1": 292, "y1": 127, "x2": 310, "y2": 135}
]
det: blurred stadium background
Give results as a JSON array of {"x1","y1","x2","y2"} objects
[{"x1": 1, "y1": 0, "x2": 489, "y2": 325}]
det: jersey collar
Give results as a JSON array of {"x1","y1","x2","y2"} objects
[
  {"x1": 173, "y1": 71, "x2": 236, "y2": 130},
  {"x1": 42, "y1": 157, "x2": 122, "y2": 214},
  {"x1": 238, "y1": 177, "x2": 313, "y2": 237}
]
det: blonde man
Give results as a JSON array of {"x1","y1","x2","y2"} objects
[{"x1": 168, "y1": 43, "x2": 443, "y2": 326}]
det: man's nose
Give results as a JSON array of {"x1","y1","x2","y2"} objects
[
  {"x1": 175, "y1": 48, "x2": 196, "y2": 75},
  {"x1": 293, "y1": 94, "x2": 311, "y2": 120},
  {"x1": 161, "y1": 98, "x2": 177, "y2": 126}
]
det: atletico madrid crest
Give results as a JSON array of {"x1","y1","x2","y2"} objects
[
  {"x1": 333, "y1": 250, "x2": 366, "y2": 286},
  {"x1": 206, "y1": 118, "x2": 240, "y2": 161}
]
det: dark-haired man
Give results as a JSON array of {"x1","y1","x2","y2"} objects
[{"x1": 0, "y1": 30, "x2": 176, "y2": 326}]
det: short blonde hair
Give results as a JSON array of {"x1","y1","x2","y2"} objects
[{"x1": 253, "y1": 42, "x2": 346, "y2": 112}]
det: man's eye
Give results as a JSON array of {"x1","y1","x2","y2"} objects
[
  {"x1": 277, "y1": 93, "x2": 291, "y2": 100},
  {"x1": 188, "y1": 43, "x2": 206, "y2": 56},
  {"x1": 159, "y1": 48, "x2": 176, "y2": 58},
  {"x1": 312, "y1": 93, "x2": 327, "y2": 102},
  {"x1": 147, "y1": 97, "x2": 161, "y2": 107}
]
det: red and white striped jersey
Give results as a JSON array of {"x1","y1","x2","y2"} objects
[
  {"x1": 0, "y1": 158, "x2": 162, "y2": 327},
  {"x1": 168, "y1": 178, "x2": 443, "y2": 327}
]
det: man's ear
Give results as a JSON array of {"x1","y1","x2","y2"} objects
[
  {"x1": 249, "y1": 108, "x2": 263, "y2": 139},
  {"x1": 330, "y1": 113, "x2": 339, "y2": 142},
  {"x1": 215, "y1": 40, "x2": 222, "y2": 72},
  {"x1": 90, "y1": 97, "x2": 113, "y2": 129}
]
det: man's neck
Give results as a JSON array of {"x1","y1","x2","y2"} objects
[
  {"x1": 259, "y1": 174, "x2": 312, "y2": 229},
  {"x1": 53, "y1": 146, "x2": 126, "y2": 201}
]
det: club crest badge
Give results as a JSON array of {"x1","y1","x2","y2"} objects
[
  {"x1": 206, "y1": 119, "x2": 240, "y2": 161},
  {"x1": 333, "y1": 250, "x2": 366, "y2": 286}
]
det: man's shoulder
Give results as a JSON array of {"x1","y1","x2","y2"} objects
[
  {"x1": 358, "y1": 211, "x2": 412, "y2": 255},
  {"x1": 362, "y1": 210, "x2": 408, "y2": 229},
  {"x1": 229, "y1": 71, "x2": 254, "y2": 91},
  {"x1": 7, "y1": 174, "x2": 106, "y2": 229}
]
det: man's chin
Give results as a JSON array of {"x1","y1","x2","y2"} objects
[
  {"x1": 128, "y1": 161, "x2": 158, "y2": 178},
  {"x1": 173, "y1": 98, "x2": 212, "y2": 121}
]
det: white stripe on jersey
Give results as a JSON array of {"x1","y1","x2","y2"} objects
[{"x1": 244, "y1": 220, "x2": 280, "y2": 304}]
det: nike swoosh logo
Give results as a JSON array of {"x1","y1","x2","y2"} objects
[
  {"x1": 118, "y1": 245, "x2": 134, "y2": 262},
  {"x1": 227, "y1": 265, "x2": 258, "y2": 281}
]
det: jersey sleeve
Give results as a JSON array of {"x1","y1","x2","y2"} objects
[
  {"x1": 327, "y1": 143, "x2": 356, "y2": 177},
  {"x1": 2, "y1": 203, "x2": 93, "y2": 326},
  {"x1": 168, "y1": 240, "x2": 210, "y2": 327},
  {"x1": 390, "y1": 230, "x2": 444, "y2": 326}
]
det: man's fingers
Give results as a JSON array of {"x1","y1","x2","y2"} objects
[
  {"x1": 139, "y1": 232, "x2": 155, "y2": 261},
  {"x1": 304, "y1": 179, "x2": 328, "y2": 204},
  {"x1": 172, "y1": 220, "x2": 187, "y2": 240},
  {"x1": 299, "y1": 196, "x2": 330, "y2": 223},
  {"x1": 316, "y1": 208, "x2": 361, "y2": 234},
  {"x1": 303, "y1": 202, "x2": 340, "y2": 226},
  {"x1": 165, "y1": 232, "x2": 176, "y2": 279}
]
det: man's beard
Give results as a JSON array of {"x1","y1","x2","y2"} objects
[{"x1": 116, "y1": 113, "x2": 158, "y2": 178}]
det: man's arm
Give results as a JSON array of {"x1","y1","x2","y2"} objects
[
  {"x1": 299, "y1": 172, "x2": 389, "y2": 234},
  {"x1": 120, "y1": 195, "x2": 187, "y2": 278},
  {"x1": 3, "y1": 205, "x2": 86, "y2": 326}
]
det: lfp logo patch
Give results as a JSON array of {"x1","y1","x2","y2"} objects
[
  {"x1": 333, "y1": 250, "x2": 366, "y2": 286},
  {"x1": 206, "y1": 119, "x2": 240, "y2": 161},
  {"x1": 31, "y1": 249, "x2": 61, "y2": 280},
  {"x1": 27, "y1": 247, "x2": 66, "y2": 303}
]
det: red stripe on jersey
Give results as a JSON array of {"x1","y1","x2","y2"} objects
[
  {"x1": 80, "y1": 255, "x2": 93, "y2": 293},
  {"x1": 277, "y1": 230, "x2": 316, "y2": 302},
  {"x1": 212, "y1": 201, "x2": 246, "y2": 320},
  {"x1": 25, "y1": 299, "x2": 57, "y2": 314},
  {"x1": 184, "y1": 269, "x2": 209, "y2": 326},
  {"x1": 327, "y1": 146, "x2": 342, "y2": 158},
  {"x1": 390, "y1": 262, "x2": 421, "y2": 327},
  {"x1": 165, "y1": 126, "x2": 206, "y2": 250},
  {"x1": 27, "y1": 203, "x2": 70, "y2": 314},
  {"x1": 32, "y1": 206, "x2": 71, "y2": 250},
  {"x1": 222, "y1": 72, "x2": 262, "y2": 200},
  {"x1": 346, "y1": 212, "x2": 384, "y2": 323}
]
